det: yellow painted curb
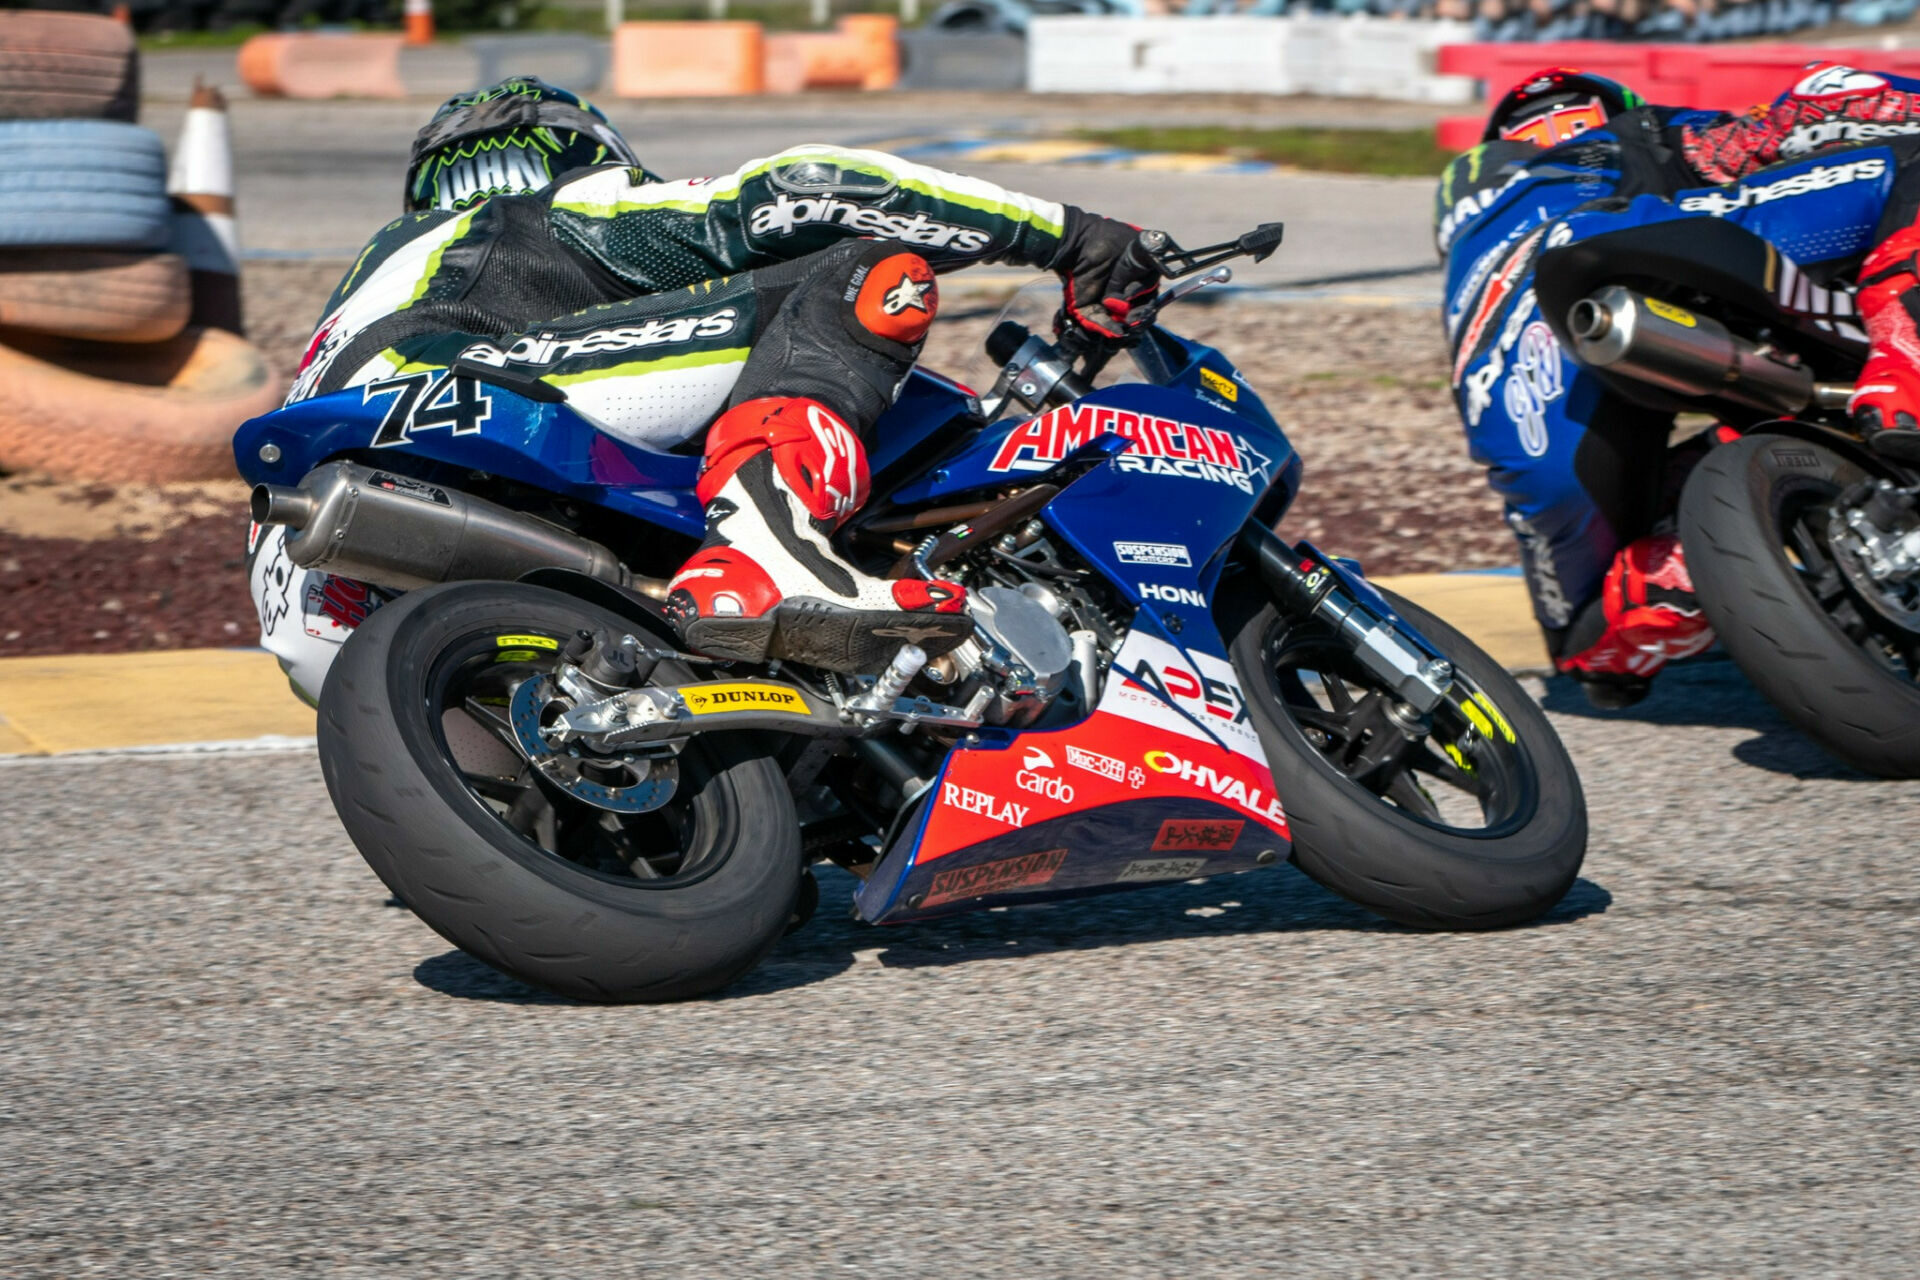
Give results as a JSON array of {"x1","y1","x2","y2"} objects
[
  {"x1": 0, "y1": 575, "x2": 1543, "y2": 757},
  {"x1": 0, "y1": 648, "x2": 312, "y2": 756}
]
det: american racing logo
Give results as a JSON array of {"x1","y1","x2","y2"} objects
[
  {"x1": 459, "y1": 310, "x2": 738, "y2": 368},
  {"x1": 1144, "y1": 749, "x2": 1286, "y2": 825},
  {"x1": 988, "y1": 403, "x2": 1272, "y2": 493},
  {"x1": 941, "y1": 783, "x2": 1028, "y2": 828},
  {"x1": 1677, "y1": 158, "x2": 1888, "y2": 215},
  {"x1": 749, "y1": 192, "x2": 993, "y2": 253},
  {"x1": 1115, "y1": 541, "x2": 1191, "y2": 567},
  {"x1": 924, "y1": 847, "x2": 1067, "y2": 906}
]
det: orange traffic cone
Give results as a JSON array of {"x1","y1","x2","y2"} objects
[
  {"x1": 167, "y1": 79, "x2": 242, "y2": 335},
  {"x1": 404, "y1": 0, "x2": 435, "y2": 45}
]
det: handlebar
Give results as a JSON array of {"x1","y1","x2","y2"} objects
[{"x1": 988, "y1": 221, "x2": 1284, "y2": 420}]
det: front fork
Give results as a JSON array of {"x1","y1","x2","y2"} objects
[{"x1": 1236, "y1": 519, "x2": 1455, "y2": 715}]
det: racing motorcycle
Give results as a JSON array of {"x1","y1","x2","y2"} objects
[
  {"x1": 238, "y1": 224, "x2": 1587, "y2": 1003},
  {"x1": 1538, "y1": 216, "x2": 1920, "y2": 776}
]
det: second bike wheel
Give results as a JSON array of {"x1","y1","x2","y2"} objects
[{"x1": 1679, "y1": 432, "x2": 1920, "y2": 777}]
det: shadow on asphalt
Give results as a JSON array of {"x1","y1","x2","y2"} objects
[
  {"x1": 409, "y1": 864, "x2": 1613, "y2": 1004},
  {"x1": 1538, "y1": 655, "x2": 1871, "y2": 782}
]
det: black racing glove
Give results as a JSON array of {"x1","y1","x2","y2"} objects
[{"x1": 1050, "y1": 205, "x2": 1163, "y2": 341}]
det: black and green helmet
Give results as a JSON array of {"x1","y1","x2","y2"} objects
[{"x1": 405, "y1": 77, "x2": 640, "y2": 213}]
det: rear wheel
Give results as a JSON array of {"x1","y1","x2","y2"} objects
[
  {"x1": 1225, "y1": 583, "x2": 1586, "y2": 929},
  {"x1": 318, "y1": 581, "x2": 802, "y2": 1003},
  {"x1": 1679, "y1": 432, "x2": 1920, "y2": 777}
]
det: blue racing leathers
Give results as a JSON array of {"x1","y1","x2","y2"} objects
[{"x1": 1438, "y1": 105, "x2": 1911, "y2": 664}]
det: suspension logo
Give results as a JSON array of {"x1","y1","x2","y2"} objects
[
  {"x1": 988, "y1": 403, "x2": 1272, "y2": 493},
  {"x1": 748, "y1": 192, "x2": 993, "y2": 252}
]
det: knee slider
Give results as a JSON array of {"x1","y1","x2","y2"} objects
[{"x1": 847, "y1": 248, "x2": 937, "y2": 351}]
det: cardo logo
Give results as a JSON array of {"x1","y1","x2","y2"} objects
[
  {"x1": 1016, "y1": 745, "x2": 1073, "y2": 802},
  {"x1": 1144, "y1": 749, "x2": 1286, "y2": 824},
  {"x1": 1677, "y1": 158, "x2": 1888, "y2": 216},
  {"x1": 748, "y1": 192, "x2": 992, "y2": 253},
  {"x1": 1140, "y1": 583, "x2": 1205, "y2": 607}
]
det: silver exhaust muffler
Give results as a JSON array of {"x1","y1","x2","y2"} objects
[
  {"x1": 252, "y1": 460, "x2": 630, "y2": 591},
  {"x1": 1566, "y1": 284, "x2": 1823, "y2": 416}
]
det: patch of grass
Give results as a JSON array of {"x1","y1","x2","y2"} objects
[{"x1": 1075, "y1": 126, "x2": 1453, "y2": 178}]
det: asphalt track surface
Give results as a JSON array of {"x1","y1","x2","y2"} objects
[{"x1": 4, "y1": 657, "x2": 1917, "y2": 1277}]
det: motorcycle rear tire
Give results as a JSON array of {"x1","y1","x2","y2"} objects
[
  {"x1": 1227, "y1": 585, "x2": 1586, "y2": 930},
  {"x1": 318, "y1": 581, "x2": 803, "y2": 1003},
  {"x1": 1679, "y1": 432, "x2": 1920, "y2": 778}
]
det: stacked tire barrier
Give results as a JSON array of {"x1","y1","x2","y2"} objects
[{"x1": 0, "y1": 12, "x2": 279, "y2": 484}]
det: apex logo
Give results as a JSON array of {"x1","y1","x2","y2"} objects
[{"x1": 1140, "y1": 583, "x2": 1205, "y2": 607}]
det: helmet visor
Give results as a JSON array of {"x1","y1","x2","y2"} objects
[{"x1": 1498, "y1": 95, "x2": 1609, "y2": 148}]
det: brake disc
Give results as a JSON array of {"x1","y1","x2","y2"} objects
[
  {"x1": 508, "y1": 673, "x2": 679, "y2": 814},
  {"x1": 1828, "y1": 482, "x2": 1920, "y2": 640}
]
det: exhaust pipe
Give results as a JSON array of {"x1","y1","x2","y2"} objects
[
  {"x1": 251, "y1": 461, "x2": 631, "y2": 591},
  {"x1": 1567, "y1": 285, "x2": 1819, "y2": 416}
]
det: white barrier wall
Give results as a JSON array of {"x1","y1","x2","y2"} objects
[{"x1": 1026, "y1": 15, "x2": 1476, "y2": 103}]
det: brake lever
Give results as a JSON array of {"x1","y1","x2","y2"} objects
[{"x1": 1140, "y1": 223, "x2": 1285, "y2": 277}]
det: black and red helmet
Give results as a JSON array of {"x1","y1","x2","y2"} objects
[{"x1": 1484, "y1": 67, "x2": 1646, "y2": 149}]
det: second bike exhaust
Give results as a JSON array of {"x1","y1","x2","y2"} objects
[
  {"x1": 253, "y1": 460, "x2": 633, "y2": 591},
  {"x1": 1566, "y1": 285, "x2": 1850, "y2": 415}
]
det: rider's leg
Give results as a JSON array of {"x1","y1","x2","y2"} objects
[
  {"x1": 663, "y1": 240, "x2": 973, "y2": 672},
  {"x1": 1462, "y1": 331, "x2": 1710, "y2": 707},
  {"x1": 1853, "y1": 223, "x2": 1920, "y2": 463}
]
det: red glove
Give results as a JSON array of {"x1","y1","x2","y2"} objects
[
  {"x1": 1050, "y1": 206, "x2": 1162, "y2": 340},
  {"x1": 1559, "y1": 534, "x2": 1715, "y2": 681},
  {"x1": 1849, "y1": 354, "x2": 1920, "y2": 464}
]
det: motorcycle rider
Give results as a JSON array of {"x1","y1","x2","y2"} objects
[
  {"x1": 1439, "y1": 62, "x2": 1920, "y2": 706},
  {"x1": 252, "y1": 78, "x2": 1160, "y2": 698}
]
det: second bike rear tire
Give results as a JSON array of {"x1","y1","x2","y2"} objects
[{"x1": 1680, "y1": 432, "x2": 1920, "y2": 777}]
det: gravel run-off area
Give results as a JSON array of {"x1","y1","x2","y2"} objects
[{"x1": 0, "y1": 263, "x2": 1505, "y2": 658}]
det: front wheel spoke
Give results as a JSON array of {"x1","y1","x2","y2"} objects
[{"x1": 1407, "y1": 741, "x2": 1480, "y2": 794}]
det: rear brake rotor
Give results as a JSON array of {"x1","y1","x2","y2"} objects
[{"x1": 508, "y1": 673, "x2": 678, "y2": 814}]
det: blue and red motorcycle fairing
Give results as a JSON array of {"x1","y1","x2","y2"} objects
[{"x1": 242, "y1": 226, "x2": 1586, "y2": 1001}]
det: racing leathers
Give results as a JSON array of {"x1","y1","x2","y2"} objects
[
  {"x1": 1438, "y1": 63, "x2": 1920, "y2": 695},
  {"x1": 253, "y1": 145, "x2": 1143, "y2": 695}
]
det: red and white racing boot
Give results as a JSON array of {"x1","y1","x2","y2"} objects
[
  {"x1": 1558, "y1": 533, "x2": 1715, "y2": 708},
  {"x1": 664, "y1": 395, "x2": 972, "y2": 673},
  {"x1": 1855, "y1": 225, "x2": 1920, "y2": 464}
]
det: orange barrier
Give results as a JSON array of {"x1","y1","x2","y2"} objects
[
  {"x1": 837, "y1": 14, "x2": 901, "y2": 92},
  {"x1": 1436, "y1": 43, "x2": 1920, "y2": 149},
  {"x1": 764, "y1": 32, "x2": 870, "y2": 95},
  {"x1": 611, "y1": 22, "x2": 764, "y2": 97},
  {"x1": 235, "y1": 32, "x2": 406, "y2": 101}
]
